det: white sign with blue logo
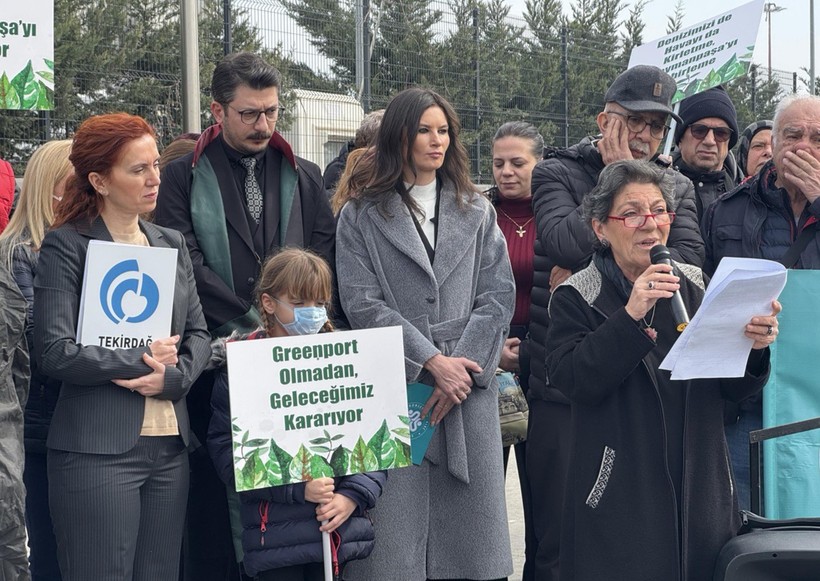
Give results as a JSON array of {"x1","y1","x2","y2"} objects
[{"x1": 76, "y1": 241, "x2": 177, "y2": 349}]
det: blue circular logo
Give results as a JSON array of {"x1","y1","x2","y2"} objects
[{"x1": 99, "y1": 259, "x2": 160, "y2": 324}]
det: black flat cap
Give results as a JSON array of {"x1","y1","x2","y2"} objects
[{"x1": 605, "y1": 65, "x2": 682, "y2": 123}]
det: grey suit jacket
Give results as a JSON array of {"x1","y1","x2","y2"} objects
[{"x1": 34, "y1": 216, "x2": 211, "y2": 454}]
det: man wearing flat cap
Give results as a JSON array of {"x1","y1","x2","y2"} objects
[
  {"x1": 672, "y1": 86, "x2": 743, "y2": 220},
  {"x1": 524, "y1": 64, "x2": 703, "y2": 581}
]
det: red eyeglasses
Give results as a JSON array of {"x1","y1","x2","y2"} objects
[{"x1": 607, "y1": 212, "x2": 676, "y2": 228}]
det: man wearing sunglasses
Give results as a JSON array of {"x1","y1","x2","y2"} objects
[
  {"x1": 525, "y1": 64, "x2": 704, "y2": 581},
  {"x1": 672, "y1": 86, "x2": 742, "y2": 221}
]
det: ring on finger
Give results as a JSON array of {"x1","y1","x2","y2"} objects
[
  {"x1": 766, "y1": 325, "x2": 773, "y2": 336},
  {"x1": 647, "y1": 281, "x2": 655, "y2": 290}
]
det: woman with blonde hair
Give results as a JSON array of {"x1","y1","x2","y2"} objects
[
  {"x1": 0, "y1": 138, "x2": 73, "y2": 581},
  {"x1": 1, "y1": 139, "x2": 73, "y2": 255}
]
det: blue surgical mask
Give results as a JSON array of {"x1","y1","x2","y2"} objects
[{"x1": 274, "y1": 299, "x2": 328, "y2": 336}]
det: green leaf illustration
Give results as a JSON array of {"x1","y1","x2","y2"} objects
[
  {"x1": 683, "y1": 79, "x2": 700, "y2": 98},
  {"x1": 245, "y1": 438, "x2": 268, "y2": 448},
  {"x1": 310, "y1": 445, "x2": 332, "y2": 454},
  {"x1": 704, "y1": 68, "x2": 722, "y2": 89},
  {"x1": 310, "y1": 455, "x2": 334, "y2": 478},
  {"x1": 723, "y1": 60, "x2": 748, "y2": 82},
  {"x1": 239, "y1": 449, "x2": 265, "y2": 491},
  {"x1": 11, "y1": 60, "x2": 38, "y2": 109},
  {"x1": 36, "y1": 70, "x2": 54, "y2": 84},
  {"x1": 330, "y1": 446, "x2": 350, "y2": 476},
  {"x1": 44, "y1": 59, "x2": 53, "y2": 70},
  {"x1": 393, "y1": 437, "x2": 411, "y2": 466},
  {"x1": 350, "y1": 436, "x2": 379, "y2": 473},
  {"x1": 241, "y1": 430, "x2": 249, "y2": 444},
  {"x1": 231, "y1": 421, "x2": 241, "y2": 433},
  {"x1": 267, "y1": 439, "x2": 293, "y2": 485},
  {"x1": 391, "y1": 427, "x2": 411, "y2": 439},
  {"x1": 716, "y1": 54, "x2": 737, "y2": 78},
  {"x1": 289, "y1": 445, "x2": 313, "y2": 482},
  {"x1": 399, "y1": 415, "x2": 410, "y2": 426},
  {"x1": 0, "y1": 73, "x2": 21, "y2": 109},
  {"x1": 309, "y1": 436, "x2": 330, "y2": 445},
  {"x1": 331, "y1": 434, "x2": 345, "y2": 441},
  {"x1": 368, "y1": 420, "x2": 396, "y2": 469}
]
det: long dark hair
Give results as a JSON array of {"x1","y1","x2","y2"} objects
[{"x1": 357, "y1": 87, "x2": 477, "y2": 214}]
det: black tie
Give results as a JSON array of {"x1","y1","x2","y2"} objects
[{"x1": 240, "y1": 157, "x2": 263, "y2": 223}]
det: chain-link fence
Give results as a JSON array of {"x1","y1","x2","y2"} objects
[{"x1": 0, "y1": 0, "x2": 809, "y2": 181}]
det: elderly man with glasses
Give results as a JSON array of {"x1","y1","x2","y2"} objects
[
  {"x1": 672, "y1": 86, "x2": 743, "y2": 220},
  {"x1": 524, "y1": 64, "x2": 703, "y2": 581},
  {"x1": 154, "y1": 52, "x2": 335, "y2": 581}
]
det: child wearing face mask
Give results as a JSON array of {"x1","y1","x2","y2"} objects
[{"x1": 206, "y1": 248, "x2": 385, "y2": 581}]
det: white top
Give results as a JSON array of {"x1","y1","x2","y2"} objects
[{"x1": 405, "y1": 180, "x2": 437, "y2": 248}]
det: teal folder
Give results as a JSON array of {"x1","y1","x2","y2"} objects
[{"x1": 407, "y1": 383, "x2": 437, "y2": 465}]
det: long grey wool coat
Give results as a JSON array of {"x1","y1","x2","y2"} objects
[{"x1": 337, "y1": 184, "x2": 516, "y2": 580}]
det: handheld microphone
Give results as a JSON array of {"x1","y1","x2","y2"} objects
[{"x1": 649, "y1": 244, "x2": 689, "y2": 332}]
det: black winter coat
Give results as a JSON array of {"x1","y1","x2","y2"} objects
[
  {"x1": 672, "y1": 149, "x2": 741, "y2": 221},
  {"x1": 528, "y1": 137, "x2": 705, "y2": 402},
  {"x1": 702, "y1": 160, "x2": 820, "y2": 275},
  {"x1": 207, "y1": 361, "x2": 384, "y2": 577},
  {"x1": 545, "y1": 260, "x2": 769, "y2": 581},
  {"x1": 323, "y1": 141, "x2": 354, "y2": 197},
  {"x1": 9, "y1": 242, "x2": 60, "y2": 455}
]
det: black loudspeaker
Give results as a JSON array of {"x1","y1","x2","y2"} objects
[
  {"x1": 715, "y1": 528, "x2": 820, "y2": 580},
  {"x1": 714, "y1": 417, "x2": 820, "y2": 581}
]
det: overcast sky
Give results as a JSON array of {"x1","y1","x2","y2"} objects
[{"x1": 506, "y1": 0, "x2": 815, "y2": 82}]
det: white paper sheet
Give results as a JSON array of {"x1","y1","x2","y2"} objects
[{"x1": 659, "y1": 258, "x2": 787, "y2": 379}]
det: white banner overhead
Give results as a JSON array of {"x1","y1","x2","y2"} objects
[{"x1": 628, "y1": 0, "x2": 765, "y2": 103}]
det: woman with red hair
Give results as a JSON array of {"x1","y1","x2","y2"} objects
[{"x1": 33, "y1": 113, "x2": 211, "y2": 580}]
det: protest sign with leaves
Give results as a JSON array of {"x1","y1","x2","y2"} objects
[
  {"x1": 227, "y1": 326, "x2": 412, "y2": 491},
  {"x1": 1, "y1": 1, "x2": 54, "y2": 110}
]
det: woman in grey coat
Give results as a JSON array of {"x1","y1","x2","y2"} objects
[{"x1": 336, "y1": 87, "x2": 516, "y2": 581}]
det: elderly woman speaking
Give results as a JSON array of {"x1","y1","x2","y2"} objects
[{"x1": 545, "y1": 160, "x2": 780, "y2": 581}]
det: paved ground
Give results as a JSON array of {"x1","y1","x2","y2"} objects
[{"x1": 505, "y1": 458, "x2": 526, "y2": 581}]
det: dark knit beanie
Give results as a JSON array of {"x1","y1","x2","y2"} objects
[{"x1": 673, "y1": 86, "x2": 739, "y2": 149}]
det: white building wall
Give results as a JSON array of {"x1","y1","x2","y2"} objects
[{"x1": 279, "y1": 89, "x2": 364, "y2": 170}]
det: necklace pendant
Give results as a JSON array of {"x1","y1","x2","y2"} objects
[
  {"x1": 516, "y1": 227, "x2": 526, "y2": 237},
  {"x1": 644, "y1": 326, "x2": 658, "y2": 341}
]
